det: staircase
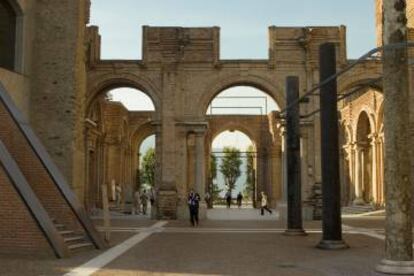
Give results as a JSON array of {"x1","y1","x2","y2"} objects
[
  {"x1": 0, "y1": 82, "x2": 106, "y2": 257},
  {"x1": 52, "y1": 219, "x2": 94, "y2": 253}
]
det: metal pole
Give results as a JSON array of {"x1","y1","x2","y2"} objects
[
  {"x1": 284, "y1": 76, "x2": 306, "y2": 236},
  {"x1": 316, "y1": 43, "x2": 348, "y2": 249},
  {"x1": 376, "y1": 0, "x2": 414, "y2": 274}
]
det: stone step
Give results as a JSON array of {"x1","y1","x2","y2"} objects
[
  {"x1": 54, "y1": 224, "x2": 65, "y2": 229},
  {"x1": 68, "y1": 242, "x2": 94, "y2": 251},
  {"x1": 59, "y1": 230, "x2": 75, "y2": 236},
  {"x1": 64, "y1": 235, "x2": 85, "y2": 243}
]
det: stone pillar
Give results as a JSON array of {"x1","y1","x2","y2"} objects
[
  {"x1": 378, "y1": 135, "x2": 385, "y2": 205},
  {"x1": 195, "y1": 131, "x2": 206, "y2": 198},
  {"x1": 370, "y1": 133, "x2": 379, "y2": 204},
  {"x1": 343, "y1": 144, "x2": 354, "y2": 205},
  {"x1": 277, "y1": 129, "x2": 288, "y2": 221},
  {"x1": 195, "y1": 130, "x2": 207, "y2": 219},
  {"x1": 317, "y1": 43, "x2": 348, "y2": 250},
  {"x1": 376, "y1": 0, "x2": 414, "y2": 273},
  {"x1": 284, "y1": 76, "x2": 306, "y2": 235},
  {"x1": 353, "y1": 144, "x2": 364, "y2": 205},
  {"x1": 280, "y1": 129, "x2": 288, "y2": 202}
]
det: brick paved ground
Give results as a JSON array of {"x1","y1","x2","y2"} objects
[{"x1": 0, "y1": 213, "x2": 394, "y2": 276}]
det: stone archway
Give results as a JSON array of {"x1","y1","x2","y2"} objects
[
  {"x1": 198, "y1": 75, "x2": 284, "y2": 118},
  {"x1": 86, "y1": 73, "x2": 162, "y2": 120},
  {"x1": 354, "y1": 111, "x2": 375, "y2": 204},
  {"x1": 206, "y1": 115, "x2": 282, "y2": 209},
  {"x1": 130, "y1": 123, "x2": 156, "y2": 191}
]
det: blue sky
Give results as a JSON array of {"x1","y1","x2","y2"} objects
[{"x1": 90, "y1": 0, "x2": 376, "y2": 60}]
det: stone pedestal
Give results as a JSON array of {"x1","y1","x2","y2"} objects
[
  {"x1": 157, "y1": 190, "x2": 177, "y2": 219},
  {"x1": 376, "y1": 260, "x2": 414, "y2": 275}
]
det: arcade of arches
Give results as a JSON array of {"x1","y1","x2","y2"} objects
[{"x1": 0, "y1": 0, "x2": 412, "y2": 221}]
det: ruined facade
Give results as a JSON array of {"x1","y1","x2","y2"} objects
[{"x1": 0, "y1": 0, "x2": 413, "y2": 224}]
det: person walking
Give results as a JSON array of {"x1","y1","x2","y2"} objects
[
  {"x1": 140, "y1": 189, "x2": 148, "y2": 215},
  {"x1": 205, "y1": 191, "x2": 212, "y2": 209},
  {"x1": 149, "y1": 187, "x2": 156, "y2": 207},
  {"x1": 188, "y1": 190, "x2": 201, "y2": 227},
  {"x1": 260, "y1": 191, "x2": 272, "y2": 215},
  {"x1": 237, "y1": 192, "x2": 243, "y2": 208},
  {"x1": 133, "y1": 189, "x2": 141, "y2": 215},
  {"x1": 115, "y1": 183, "x2": 122, "y2": 207},
  {"x1": 225, "y1": 191, "x2": 232, "y2": 208}
]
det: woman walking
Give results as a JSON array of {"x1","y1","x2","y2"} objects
[{"x1": 260, "y1": 191, "x2": 272, "y2": 215}]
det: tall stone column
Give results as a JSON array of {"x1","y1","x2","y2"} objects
[
  {"x1": 195, "y1": 130, "x2": 207, "y2": 219},
  {"x1": 370, "y1": 133, "x2": 379, "y2": 203},
  {"x1": 376, "y1": 0, "x2": 414, "y2": 273},
  {"x1": 195, "y1": 131, "x2": 206, "y2": 198},
  {"x1": 280, "y1": 130, "x2": 288, "y2": 202},
  {"x1": 317, "y1": 42, "x2": 348, "y2": 250},
  {"x1": 284, "y1": 76, "x2": 306, "y2": 235},
  {"x1": 378, "y1": 135, "x2": 385, "y2": 205},
  {"x1": 353, "y1": 144, "x2": 364, "y2": 205}
]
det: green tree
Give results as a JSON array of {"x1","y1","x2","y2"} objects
[
  {"x1": 244, "y1": 145, "x2": 255, "y2": 200},
  {"x1": 141, "y1": 148, "x2": 155, "y2": 187},
  {"x1": 209, "y1": 154, "x2": 222, "y2": 201},
  {"x1": 220, "y1": 147, "x2": 242, "y2": 195}
]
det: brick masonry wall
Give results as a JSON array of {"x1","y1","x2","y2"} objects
[
  {"x1": 0, "y1": 165, "x2": 53, "y2": 256},
  {"x1": 30, "y1": 0, "x2": 87, "y2": 200},
  {"x1": 0, "y1": 102, "x2": 84, "y2": 233}
]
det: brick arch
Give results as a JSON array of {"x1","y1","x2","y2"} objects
[
  {"x1": 87, "y1": 73, "x2": 162, "y2": 117},
  {"x1": 198, "y1": 74, "x2": 284, "y2": 118}
]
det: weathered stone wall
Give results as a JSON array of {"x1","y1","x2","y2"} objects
[
  {"x1": 85, "y1": 25, "x2": 349, "y2": 218},
  {"x1": 29, "y1": 0, "x2": 88, "y2": 199}
]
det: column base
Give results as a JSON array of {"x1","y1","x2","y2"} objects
[
  {"x1": 376, "y1": 259, "x2": 414, "y2": 275},
  {"x1": 283, "y1": 229, "x2": 307, "y2": 236},
  {"x1": 316, "y1": 239, "x2": 349, "y2": 250},
  {"x1": 353, "y1": 197, "x2": 366, "y2": 205},
  {"x1": 156, "y1": 190, "x2": 177, "y2": 220}
]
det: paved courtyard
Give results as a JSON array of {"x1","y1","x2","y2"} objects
[{"x1": 0, "y1": 210, "x2": 393, "y2": 276}]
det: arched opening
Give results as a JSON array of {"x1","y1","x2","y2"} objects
[
  {"x1": 106, "y1": 87, "x2": 155, "y2": 111},
  {"x1": 209, "y1": 130, "x2": 256, "y2": 208},
  {"x1": 0, "y1": 0, "x2": 22, "y2": 71},
  {"x1": 204, "y1": 85, "x2": 282, "y2": 213},
  {"x1": 85, "y1": 86, "x2": 157, "y2": 214},
  {"x1": 206, "y1": 86, "x2": 280, "y2": 115},
  {"x1": 137, "y1": 134, "x2": 156, "y2": 190},
  {"x1": 355, "y1": 111, "x2": 373, "y2": 204}
]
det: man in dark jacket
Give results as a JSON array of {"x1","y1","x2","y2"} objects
[{"x1": 188, "y1": 190, "x2": 201, "y2": 227}]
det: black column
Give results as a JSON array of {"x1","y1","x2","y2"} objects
[
  {"x1": 317, "y1": 43, "x2": 348, "y2": 249},
  {"x1": 284, "y1": 76, "x2": 306, "y2": 236}
]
